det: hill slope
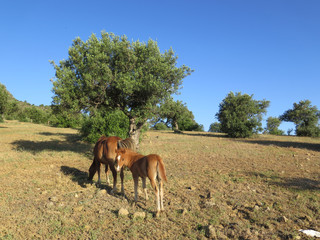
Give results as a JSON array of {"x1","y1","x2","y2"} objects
[{"x1": 0, "y1": 121, "x2": 319, "y2": 239}]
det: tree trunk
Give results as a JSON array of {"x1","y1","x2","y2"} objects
[
  {"x1": 173, "y1": 120, "x2": 181, "y2": 133},
  {"x1": 128, "y1": 117, "x2": 144, "y2": 150}
]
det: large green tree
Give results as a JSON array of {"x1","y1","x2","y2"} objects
[
  {"x1": 216, "y1": 92, "x2": 270, "y2": 138},
  {"x1": 51, "y1": 32, "x2": 192, "y2": 147},
  {"x1": 280, "y1": 100, "x2": 320, "y2": 137}
]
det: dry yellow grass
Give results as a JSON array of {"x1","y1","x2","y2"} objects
[{"x1": 0, "y1": 121, "x2": 319, "y2": 239}]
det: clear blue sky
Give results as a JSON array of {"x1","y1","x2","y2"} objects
[{"x1": 1, "y1": 0, "x2": 319, "y2": 132}]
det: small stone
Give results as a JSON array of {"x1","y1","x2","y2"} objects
[
  {"x1": 253, "y1": 205, "x2": 260, "y2": 211},
  {"x1": 49, "y1": 196, "x2": 58, "y2": 202},
  {"x1": 40, "y1": 190, "x2": 48, "y2": 195},
  {"x1": 46, "y1": 202, "x2": 54, "y2": 208},
  {"x1": 97, "y1": 189, "x2": 107, "y2": 196},
  {"x1": 204, "y1": 200, "x2": 216, "y2": 208},
  {"x1": 75, "y1": 193, "x2": 79, "y2": 198},
  {"x1": 205, "y1": 225, "x2": 217, "y2": 238},
  {"x1": 181, "y1": 208, "x2": 188, "y2": 215},
  {"x1": 74, "y1": 206, "x2": 84, "y2": 212},
  {"x1": 207, "y1": 190, "x2": 214, "y2": 199},
  {"x1": 187, "y1": 186, "x2": 196, "y2": 190},
  {"x1": 133, "y1": 211, "x2": 146, "y2": 219},
  {"x1": 118, "y1": 208, "x2": 129, "y2": 217},
  {"x1": 278, "y1": 216, "x2": 288, "y2": 223},
  {"x1": 304, "y1": 215, "x2": 312, "y2": 222}
]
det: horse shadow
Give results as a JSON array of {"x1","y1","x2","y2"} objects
[{"x1": 60, "y1": 165, "x2": 113, "y2": 192}]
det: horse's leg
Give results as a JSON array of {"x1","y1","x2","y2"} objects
[
  {"x1": 88, "y1": 158, "x2": 97, "y2": 181},
  {"x1": 105, "y1": 163, "x2": 110, "y2": 185},
  {"x1": 134, "y1": 176, "x2": 139, "y2": 203},
  {"x1": 149, "y1": 177, "x2": 160, "y2": 216},
  {"x1": 142, "y1": 177, "x2": 148, "y2": 201},
  {"x1": 159, "y1": 180, "x2": 164, "y2": 211},
  {"x1": 110, "y1": 165, "x2": 117, "y2": 194},
  {"x1": 120, "y1": 167, "x2": 125, "y2": 196},
  {"x1": 97, "y1": 162, "x2": 101, "y2": 185}
]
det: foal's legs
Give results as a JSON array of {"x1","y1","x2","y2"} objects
[
  {"x1": 142, "y1": 177, "x2": 148, "y2": 201},
  {"x1": 159, "y1": 180, "x2": 164, "y2": 211},
  {"x1": 120, "y1": 167, "x2": 125, "y2": 195},
  {"x1": 149, "y1": 177, "x2": 160, "y2": 216}
]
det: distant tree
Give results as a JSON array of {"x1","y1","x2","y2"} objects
[
  {"x1": 51, "y1": 32, "x2": 192, "y2": 147},
  {"x1": 216, "y1": 92, "x2": 270, "y2": 138},
  {"x1": 280, "y1": 100, "x2": 320, "y2": 137},
  {"x1": 158, "y1": 98, "x2": 203, "y2": 132},
  {"x1": 265, "y1": 117, "x2": 284, "y2": 135},
  {"x1": 287, "y1": 128, "x2": 293, "y2": 136},
  {"x1": 0, "y1": 84, "x2": 9, "y2": 120},
  {"x1": 209, "y1": 122, "x2": 222, "y2": 133}
]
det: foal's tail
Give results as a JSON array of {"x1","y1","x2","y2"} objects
[{"x1": 157, "y1": 157, "x2": 167, "y2": 182}]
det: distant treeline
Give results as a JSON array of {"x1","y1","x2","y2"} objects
[{"x1": 0, "y1": 83, "x2": 203, "y2": 143}]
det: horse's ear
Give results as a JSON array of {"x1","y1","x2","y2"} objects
[{"x1": 121, "y1": 149, "x2": 126, "y2": 154}]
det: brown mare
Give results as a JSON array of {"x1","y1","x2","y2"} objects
[
  {"x1": 88, "y1": 136, "x2": 135, "y2": 194},
  {"x1": 115, "y1": 148, "x2": 167, "y2": 216}
]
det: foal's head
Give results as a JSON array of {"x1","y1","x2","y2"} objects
[{"x1": 115, "y1": 149, "x2": 127, "y2": 172}]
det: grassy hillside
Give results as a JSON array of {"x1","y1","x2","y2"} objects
[{"x1": 0, "y1": 121, "x2": 319, "y2": 239}]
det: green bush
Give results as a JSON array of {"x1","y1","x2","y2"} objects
[
  {"x1": 80, "y1": 110, "x2": 129, "y2": 143},
  {"x1": 153, "y1": 122, "x2": 170, "y2": 131}
]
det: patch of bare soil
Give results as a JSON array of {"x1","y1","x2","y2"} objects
[{"x1": 0, "y1": 121, "x2": 319, "y2": 239}]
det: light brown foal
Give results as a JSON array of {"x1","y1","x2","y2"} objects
[{"x1": 115, "y1": 149, "x2": 167, "y2": 216}]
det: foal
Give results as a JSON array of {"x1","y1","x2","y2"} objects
[
  {"x1": 115, "y1": 149, "x2": 167, "y2": 216},
  {"x1": 88, "y1": 136, "x2": 135, "y2": 194}
]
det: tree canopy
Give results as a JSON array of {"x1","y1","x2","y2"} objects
[
  {"x1": 51, "y1": 32, "x2": 192, "y2": 146},
  {"x1": 280, "y1": 100, "x2": 320, "y2": 137},
  {"x1": 216, "y1": 92, "x2": 270, "y2": 138}
]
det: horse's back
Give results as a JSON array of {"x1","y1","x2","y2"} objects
[
  {"x1": 146, "y1": 154, "x2": 167, "y2": 182},
  {"x1": 94, "y1": 136, "x2": 122, "y2": 161}
]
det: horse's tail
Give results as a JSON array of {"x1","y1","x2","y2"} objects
[
  {"x1": 117, "y1": 137, "x2": 136, "y2": 151},
  {"x1": 157, "y1": 157, "x2": 167, "y2": 182}
]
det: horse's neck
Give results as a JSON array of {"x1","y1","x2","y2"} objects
[{"x1": 126, "y1": 152, "x2": 144, "y2": 168}]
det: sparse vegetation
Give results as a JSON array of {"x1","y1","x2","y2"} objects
[{"x1": 1, "y1": 121, "x2": 319, "y2": 239}]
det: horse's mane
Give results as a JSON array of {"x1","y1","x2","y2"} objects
[{"x1": 117, "y1": 137, "x2": 135, "y2": 151}]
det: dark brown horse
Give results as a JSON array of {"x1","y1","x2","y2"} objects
[
  {"x1": 115, "y1": 148, "x2": 167, "y2": 216},
  {"x1": 88, "y1": 136, "x2": 135, "y2": 194}
]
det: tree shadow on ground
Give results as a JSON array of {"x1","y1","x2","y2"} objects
[
  {"x1": 247, "y1": 172, "x2": 320, "y2": 191},
  {"x1": 239, "y1": 139, "x2": 320, "y2": 152},
  {"x1": 11, "y1": 133, "x2": 92, "y2": 156},
  {"x1": 60, "y1": 165, "x2": 112, "y2": 192},
  {"x1": 166, "y1": 131, "x2": 228, "y2": 138}
]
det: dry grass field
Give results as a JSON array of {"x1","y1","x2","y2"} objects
[{"x1": 0, "y1": 121, "x2": 319, "y2": 239}]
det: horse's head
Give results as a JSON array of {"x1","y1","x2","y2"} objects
[{"x1": 115, "y1": 149, "x2": 127, "y2": 172}]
